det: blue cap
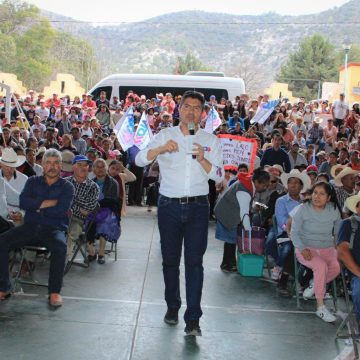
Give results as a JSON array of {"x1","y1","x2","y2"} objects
[{"x1": 72, "y1": 155, "x2": 91, "y2": 165}]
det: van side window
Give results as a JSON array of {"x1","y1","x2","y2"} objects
[
  {"x1": 90, "y1": 86, "x2": 112, "y2": 101},
  {"x1": 119, "y1": 86, "x2": 228, "y2": 101}
]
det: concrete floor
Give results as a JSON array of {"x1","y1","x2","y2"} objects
[{"x1": 0, "y1": 207, "x2": 350, "y2": 360}]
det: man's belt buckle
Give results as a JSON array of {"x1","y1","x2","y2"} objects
[{"x1": 179, "y1": 197, "x2": 189, "y2": 204}]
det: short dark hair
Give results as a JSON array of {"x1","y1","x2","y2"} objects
[
  {"x1": 271, "y1": 130, "x2": 281, "y2": 139},
  {"x1": 179, "y1": 90, "x2": 205, "y2": 109},
  {"x1": 252, "y1": 168, "x2": 270, "y2": 183},
  {"x1": 316, "y1": 172, "x2": 330, "y2": 182},
  {"x1": 25, "y1": 147, "x2": 35, "y2": 155},
  {"x1": 237, "y1": 163, "x2": 248, "y2": 172}
]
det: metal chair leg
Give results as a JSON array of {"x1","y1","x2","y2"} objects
[
  {"x1": 332, "y1": 279, "x2": 338, "y2": 312},
  {"x1": 336, "y1": 267, "x2": 359, "y2": 358},
  {"x1": 294, "y1": 257, "x2": 301, "y2": 309}
]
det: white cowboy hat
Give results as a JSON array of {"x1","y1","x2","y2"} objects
[
  {"x1": 330, "y1": 164, "x2": 346, "y2": 179},
  {"x1": 334, "y1": 167, "x2": 359, "y2": 187},
  {"x1": 0, "y1": 147, "x2": 25, "y2": 168},
  {"x1": 280, "y1": 169, "x2": 311, "y2": 192},
  {"x1": 313, "y1": 117, "x2": 322, "y2": 124},
  {"x1": 345, "y1": 193, "x2": 360, "y2": 214}
]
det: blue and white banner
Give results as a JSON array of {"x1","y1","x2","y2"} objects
[
  {"x1": 204, "y1": 106, "x2": 222, "y2": 133},
  {"x1": 113, "y1": 107, "x2": 135, "y2": 151},
  {"x1": 134, "y1": 111, "x2": 153, "y2": 150},
  {"x1": 250, "y1": 99, "x2": 280, "y2": 125}
]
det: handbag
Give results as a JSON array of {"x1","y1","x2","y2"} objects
[{"x1": 237, "y1": 214, "x2": 265, "y2": 256}]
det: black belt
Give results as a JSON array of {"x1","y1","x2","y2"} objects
[{"x1": 163, "y1": 195, "x2": 208, "y2": 204}]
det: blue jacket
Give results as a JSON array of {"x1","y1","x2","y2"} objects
[
  {"x1": 20, "y1": 176, "x2": 74, "y2": 231},
  {"x1": 227, "y1": 116, "x2": 245, "y2": 130}
]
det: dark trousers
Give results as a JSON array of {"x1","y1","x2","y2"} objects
[
  {"x1": 128, "y1": 164, "x2": 144, "y2": 205},
  {"x1": 157, "y1": 195, "x2": 209, "y2": 322},
  {"x1": 335, "y1": 118, "x2": 344, "y2": 128},
  {"x1": 351, "y1": 276, "x2": 360, "y2": 332},
  {"x1": 208, "y1": 180, "x2": 216, "y2": 217},
  {"x1": 0, "y1": 223, "x2": 67, "y2": 294}
]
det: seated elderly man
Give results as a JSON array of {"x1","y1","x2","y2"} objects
[
  {"x1": 337, "y1": 193, "x2": 360, "y2": 334},
  {"x1": 65, "y1": 155, "x2": 100, "y2": 261},
  {"x1": 333, "y1": 167, "x2": 358, "y2": 212},
  {"x1": 0, "y1": 147, "x2": 28, "y2": 193},
  {"x1": 0, "y1": 149, "x2": 74, "y2": 307},
  {"x1": 0, "y1": 177, "x2": 20, "y2": 232}
]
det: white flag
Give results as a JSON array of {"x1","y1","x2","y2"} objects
[
  {"x1": 250, "y1": 100, "x2": 280, "y2": 125},
  {"x1": 133, "y1": 111, "x2": 153, "y2": 150},
  {"x1": 204, "y1": 106, "x2": 222, "y2": 133},
  {"x1": 113, "y1": 107, "x2": 135, "y2": 151}
]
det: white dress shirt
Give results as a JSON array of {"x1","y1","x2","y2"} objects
[
  {"x1": 136, "y1": 126, "x2": 224, "y2": 197},
  {"x1": 333, "y1": 100, "x2": 349, "y2": 120},
  {"x1": 0, "y1": 170, "x2": 28, "y2": 193},
  {"x1": 0, "y1": 178, "x2": 20, "y2": 217}
]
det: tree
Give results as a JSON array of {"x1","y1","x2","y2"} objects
[
  {"x1": 51, "y1": 32, "x2": 97, "y2": 90},
  {"x1": 225, "y1": 57, "x2": 266, "y2": 97},
  {"x1": 12, "y1": 20, "x2": 56, "y2": 90},
  {"x1": 0, "y1": 0, "x2": 98, "y2": 91},
  {"x1": 174, "y1": 51, "x2": 212, "y2": 75},
  {"x1": 276, "y1": 34, "x2": 338, "y2": 100},
  {"x1": 0, "y1": 0, "x2": 39, "y2": 35}
]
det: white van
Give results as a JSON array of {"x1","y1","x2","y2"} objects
[{"x1": 88, "y1": 73, "x2": 245, "y2": 102}]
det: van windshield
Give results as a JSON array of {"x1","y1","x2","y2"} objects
[{"x1": 119, "y1": 86, "x2": 228, "y2": 102}]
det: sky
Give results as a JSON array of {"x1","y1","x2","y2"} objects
[{"x1": 26, "y1": 0, "x2": 351, "y2": 24}]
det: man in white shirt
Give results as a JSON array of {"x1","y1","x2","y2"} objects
[
  {"x1": 332, "y1": 93, "x2": 349, "y2": 128},
  {"x1": 0, "y1": 148, "x2": 28, "y2": 194},
  {"x1": 136, "y1": 91, "x2": 224, "y2": 337},
  {"x1": 35, "y1": 99, "x2": 50, "y2": 122},
  {"x1": 0, "y1": 148, "x2": 27, "y2": 221},
  {"x1": 31, "y1": 115, "x2": 47, "y2": 138}
]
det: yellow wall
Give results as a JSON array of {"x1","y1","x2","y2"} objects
[
  {"x1": 322, "y1": 82, "x2": 342, "y2": 104},
  {"x1": 263, "y1": 82, "x2": 296, "y2": 103},
  {"x1": 42, "y1": 73, "x2": 85, "y2": 99},
  {"x1": 339, "y1": 63, "x2": 360, "y2": 105},
  {"x1": 0, "y1": 73, "x2": 27, "y2": 97}
]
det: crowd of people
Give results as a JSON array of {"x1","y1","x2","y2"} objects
[{"x1": 0, "y1": 87, "x2": 360, "y2": 337}]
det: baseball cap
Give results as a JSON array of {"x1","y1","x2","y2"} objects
[{"x1": 72, "y1": 155, "x2": 92, "y2": 165}]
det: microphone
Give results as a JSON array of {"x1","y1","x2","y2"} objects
[{"x1": 188, "y1": 122, "x2": 196, "y2": 159}]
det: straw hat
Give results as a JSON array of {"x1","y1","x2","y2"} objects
[
  {"x1": 280, "y1": 169, "x2": 311, "y2": 192},
  {"x1": 0, "y1": 147, "x2": 25, "y2": 168},
  {"x1": 330, "y1": 164, "x2": 346, "y2": 179},
  {"x1": 264, "y1": 165, "x2": 283, "y2": 178},
  {"x1": 345, "y1": 193, "x2": 360, "y2": 214},
  {"x1": 334, "y1": 167, "x2": 359, "y2": 187},
  {"x1": 61, "y1": 150, "x2": 75, "y2": 173},
  {"x1": 35, "y1": 146, "x2": 46, "y2": 158}
]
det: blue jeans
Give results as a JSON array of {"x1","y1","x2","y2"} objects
[
  {"x1": 351, "y1": 276, "x2": 360, "y2": 332},
  {"x1": 265, "y1": 228, "x2": 278, "y2": 261},
  {"x1": 0, "y1": 223, "x2": 67, "y2": 294},
  {"x1": 157, "y1": 195, "x2": 209, "y2": 322},
  {"x1": 265, "y1": 231, "x2": 292, "y2": 268},
  {"x1": 306, "y1": 139, "x2": 325, "y2": 151}
]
